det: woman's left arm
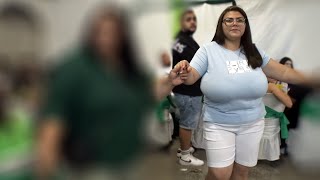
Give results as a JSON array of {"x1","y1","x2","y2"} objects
[{"x1": 262, "y1": 59, "x2": 316, "y2": 86}]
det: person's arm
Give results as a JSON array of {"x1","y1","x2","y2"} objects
[
  {"x1": 154, "y1": 44, "x2": 208, "y2": 100},
  {"x1": 154, "y1": 62, "x2": 189, "y2": 101},
  {"x1": 170, "y1": 60, "x2": 201, "y2": 85},
  {"x1": 172, "y1": 45, "x2": 208, "y2": 85},
  {"x1": 36, "y1": 119, "x2": 64, "y2": 179},
  {"x1": 263, "y1": 59, "x2": 317, "y2": 86},
  {"x1": 182, "y1": 63, "x2": 201, "y2": 85},
  {"x1": 35, "y1": 64, "x2": 73, "y2": 179},
  {"x1": 268, "y1": 83, "x2": 293, "y2": 108}
]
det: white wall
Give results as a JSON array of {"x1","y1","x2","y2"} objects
[
  {"x1": 0, "y1": 0, "x2": 172, "y2": 71},
  {"x1": 1, "y1": 0, "x2": 319, "y2": 73},
  {"x1": 41, "y1": 0, "x2": 137, "y2": 61}
]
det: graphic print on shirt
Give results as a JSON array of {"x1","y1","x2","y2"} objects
[
  {"x1": 172, "y1": 39, "x2": 187, "y2": 54},
  {"x1": 226, "y1": 60, "x2": 252, "y2": 74}
]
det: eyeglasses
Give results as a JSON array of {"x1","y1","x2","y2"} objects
[{"x1": 223, "y1": 17, "x2": 246, "y2": 26}]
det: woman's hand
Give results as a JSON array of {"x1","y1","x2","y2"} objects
[
  {"x1": 154, "y1": 60, "x2": 193, "y2": 101},
  {"x1": 169, "y1": 60, "x2": 192, "y2": 86}
]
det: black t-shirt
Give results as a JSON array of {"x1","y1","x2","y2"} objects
[
  {"x1": 284, "y1": 84, "x2": 313, "y2": 129},
  {"x1": 171, "y1": 31, "x2": 202, "y2": 96}
]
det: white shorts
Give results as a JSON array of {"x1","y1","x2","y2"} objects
[{"x1": 204, "y1": 119, "x2": 264, "y2": 168}]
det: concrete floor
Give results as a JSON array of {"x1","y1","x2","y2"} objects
[{"x1": 132, "y1": 140, "x2": 320, "y2": 180}]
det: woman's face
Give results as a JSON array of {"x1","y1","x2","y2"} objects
[
  {"x1": 284, "y1": 60, "x2": 293, "y2": 68},
  {"x1": 93, "y1": 17, "x2": 123, "y2": 58},
  {"x1": 222, "y1": 11, "x2": 246, "y2": 41}
]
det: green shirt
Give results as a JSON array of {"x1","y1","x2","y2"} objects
[
  {"x1": 0, "y1": 108, "x2": 33, "y2": 180},
  {"x1": 300, "y1": 93, "x2": 320, "y2": 123},
  {"x1": 43, "y1": 48, "x2": 153, "y2": 168}
]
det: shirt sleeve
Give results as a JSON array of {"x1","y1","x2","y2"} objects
[
  {"x1": 190, "y1": 46, "x2": 208, "y2": 77},
  {"x1": 257, "y1": 47, "x2": 271, "y2": 68},
  {"x1": 41, "y1": 64, "x2": 75, "y2": 121}
]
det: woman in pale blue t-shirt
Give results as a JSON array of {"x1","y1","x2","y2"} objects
[{"x1": 174, "y1": 5, "x2": 318, "y2": 180}]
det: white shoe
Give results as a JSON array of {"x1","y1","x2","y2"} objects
[
  {"x1": 177, "y1": 147, "x2": 195, "y2": 158},
  {"x1": 179, "y1": 153, "x2": 204, "y2": 166}
]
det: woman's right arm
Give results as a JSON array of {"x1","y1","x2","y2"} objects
[
  {"x1": 184, "y1": 66, "x2": 201, "y2": 85},
  {"x1": 174, "y1": 60, "x2": 201, "y2": 85},
  {"x1": 175, "y1": 45, "x2": 208, "y2": 85},
  {"x1": 268, "y1": 83, "x2": 293, "y2": 108}
]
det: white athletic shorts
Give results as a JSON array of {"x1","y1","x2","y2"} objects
[{"x1": 203, "y1": 119, "x2": 264, "y2": 168}]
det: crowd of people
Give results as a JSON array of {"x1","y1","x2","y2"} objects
[{"x1": 0, "y1": 2, "x2": 319, "y2": 180}]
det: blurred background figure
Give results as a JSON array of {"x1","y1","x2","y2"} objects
[
  {"x1": 159, "y1": 52, "x2": 181, "y2": 141},
  {"x1": 35, "y1": 3, "x2": 183, "y2": 179},
  {"x1": 258, "y1": 77, "x2": 292, "y2": 162},
  {"x1": 278, "y1": 57, "x2": 293, "y2": 156},
  {"x1": 0, "y1": 2, "x2": 43, "y2": 179},
  {"x1": 172, "y1": 9, "x2": 204, "y2": 167},
  {"x1": 36, "y1": 4, "x2": 153, "y2": 180},
  {"x1": 145, "y1": 52, "x2": 175, "y2": 151},
  {"x1": 278, "y1": 57, "x2": 313, "y2": 156},
  {"x1": 289, "y1": 89, "x2": 319, "y2": 173},
  {"x1": 159, "y1": 52, "x2": 171, "y2": 75},
  {"x1": 0, "y1": 69, "x2": 34, "y2": 180}
]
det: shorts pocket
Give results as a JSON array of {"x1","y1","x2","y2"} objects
[{"x1": 203, "y1": 131, "x2": 222, "y2": 142}]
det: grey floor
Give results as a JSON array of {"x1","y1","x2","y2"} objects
[{"x1": 132, "y1": 140, "x2": 320, "y2": 180}]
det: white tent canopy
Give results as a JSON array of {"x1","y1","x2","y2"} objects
[
  {"x1": 0, "y1": 0, "x2": 318, "y2": 73},
  {"x1": 138, "y1": 0, "x2": 320, "y2": 73}
]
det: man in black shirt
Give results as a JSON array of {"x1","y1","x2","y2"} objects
[{"x1": 172, "y1": 9, "x2": 203, "y2": 166}]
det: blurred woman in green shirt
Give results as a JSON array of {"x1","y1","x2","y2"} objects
[{"x1": 36, "y1": 4, "x2": 188, "y2": 179}]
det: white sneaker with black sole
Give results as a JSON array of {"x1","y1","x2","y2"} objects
[
  {"x1": 179, "y1": 153, "x2": 204, "y2": 166},
  {"x1": 177, "y1": 147, "x2": 195, "y2": 158}
]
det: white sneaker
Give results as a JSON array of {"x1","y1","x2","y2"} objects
[
  {"x1": 179, "y1": 153, "x2": 204, "y2": 166},
  {"x1": 177, "y1": 147, "x2": 195, "y2": 158}
]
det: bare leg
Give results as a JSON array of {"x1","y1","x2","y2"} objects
[
  {"x1": 230, "y1": 163, "x2": 249, "y2": 180},
  {"x1": 206, "y1": 164, "x2": 233, "y2": 180},
  {"x1": 179, "y1": 127, "x2": 192, "y2": 150}
]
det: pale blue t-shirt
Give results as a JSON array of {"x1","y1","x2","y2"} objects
[{"x1": 190, "y1": 41, "x2": 270, "y2": 125}]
